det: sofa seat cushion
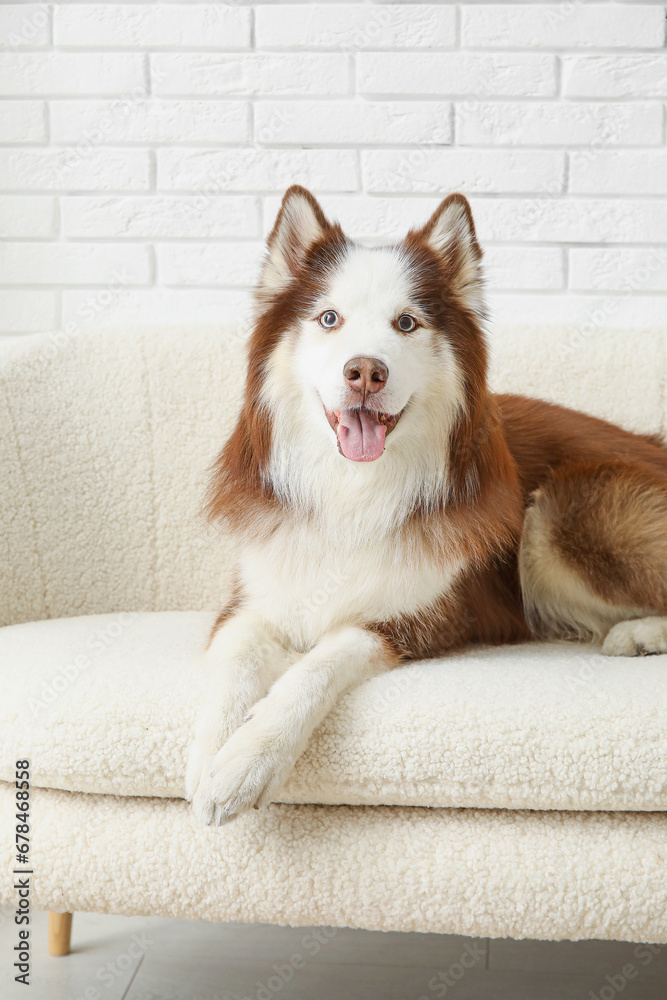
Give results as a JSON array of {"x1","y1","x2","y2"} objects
[
  {"x1": 1, "y1": 611, "x2": 666, "y2": 811},
  {"x1": 2, "y1": 785, "x2": 667, "y2": 942}
]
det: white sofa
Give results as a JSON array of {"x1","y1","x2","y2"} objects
[{"x1": 1, "y1": 324, "x2": 666, "y2": 948}]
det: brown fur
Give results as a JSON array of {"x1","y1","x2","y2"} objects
[
  {"x1": 371, "y1": 396, "x2": 667, "y2": 658},
  {"x1": 369, "y1": 551, "x2": 529, "y2": 659},
  {"x1": 208, "y1": 583, "x2": 242, "y2": 647},
  {"x1": 498, "y1": 394, "x2": 667, "y2": 499},
  {"x1": 207, "y1": 186, "x2": 667, "y2": 660},
  {"x1": 206, "y1": 191, "x2": 350, "y2": 537},
  {"x1": 363, "y1": 203, "x2": 530, "y2": 657},
  {"x1": 531, "y1": 457, "x2": 667, "y2": 611},
  {"x1": 402, "y1": 197, "x2": 490, "y2": 504}
]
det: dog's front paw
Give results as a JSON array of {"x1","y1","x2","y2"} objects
[
  {"x1": 188, "y1": 737, "x2": 255, "y2": 827},
  {"x1": 185, "y1": 704, "x2": 248, "y2": 809},
  {"x1": 192, "y1": 714, "x2": 295, "y2": 826}
]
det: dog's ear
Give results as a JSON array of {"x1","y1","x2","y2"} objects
[
  {"x1": 258, "y1": 186, "x2": 331, "y2": 300},
  {"x1": 418, "y1": 193, "x2": 486, "y2": 319}
]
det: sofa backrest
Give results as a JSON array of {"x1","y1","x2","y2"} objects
[{"x1": 1, "y1": 324, "x2": 665, "y2": 626}]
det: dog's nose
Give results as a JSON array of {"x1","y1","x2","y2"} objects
[{"x1": 343, "y1": 356, "x2": 388, "y2": 395}]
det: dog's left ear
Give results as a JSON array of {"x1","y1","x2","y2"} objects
[
  {"x1": 258, "y1": 185, "x2": 332, "y2": 301},
  {"x1": 418, "y1": 193, "x2": 486, "y2": 319}
]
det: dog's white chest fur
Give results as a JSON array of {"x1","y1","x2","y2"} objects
[{"x1": 238, "y1": 519, "x2": 463, "y2": 650}]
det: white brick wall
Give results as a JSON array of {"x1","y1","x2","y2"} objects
[{"x1": 0, "y1": 1, "x2": 666, "y2": 340}]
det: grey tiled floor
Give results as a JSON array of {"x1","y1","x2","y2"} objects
[{"x1": 1, "y1": 906, "x2": 666, "y2": 1000}]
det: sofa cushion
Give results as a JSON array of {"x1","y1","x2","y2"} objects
[
  {"x1": 1, "y1": 611, "x2": 666, "y2": 811},
  {"x1": 2, "y1": 784, "x2": 667, "y2": 942}
]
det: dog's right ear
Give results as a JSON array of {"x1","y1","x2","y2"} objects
[
  {"x1": 416, "y1": 193, "x2": 486, "y2": 320},
  {"x1": 258, "y1": 186, "x2": 331, "y2": 300}
]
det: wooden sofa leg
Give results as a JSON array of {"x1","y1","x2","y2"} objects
[{"x1": 48, "y1": 911, "x2": 73, "y2": 956}]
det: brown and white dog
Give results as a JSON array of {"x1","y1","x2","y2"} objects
[{"x1": 187, "y1": 185, "x2": 667, "y2": 825}]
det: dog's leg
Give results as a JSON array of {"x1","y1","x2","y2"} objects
[
  {"x1": 519, "y1": 457, "x2": 667, "y2": 653},
  {"x1": 197, "y1": 626, "x2": 397, "y2": 825},
  {"x1": 187, "y1": 610, "x2": 291, "y2": 824}
]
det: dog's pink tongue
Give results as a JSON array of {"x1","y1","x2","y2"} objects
[{"x1": 337, "y1": 409, "x2": 386, "y2": 462}]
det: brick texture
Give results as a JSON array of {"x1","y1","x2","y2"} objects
[{"x1": 0, "y1": 1, "x2": 664, "y2": 336}]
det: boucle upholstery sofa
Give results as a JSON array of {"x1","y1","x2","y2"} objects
[{"x1": 1, "y1": 324, "x2": 666, "y2": 951}]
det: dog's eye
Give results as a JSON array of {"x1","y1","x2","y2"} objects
[
  {"x1": 397, "y1": 314, "x2": 417, "y2": 333},
  {"x1": 319, "y1": 310, "x2": 340, "y2": 329}
]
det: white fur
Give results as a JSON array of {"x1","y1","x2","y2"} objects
[
  {"x1": 248, "y1": 243, "x2": 467, "y2": 649},
  {"x1": 261, "y1": 245, "x2": 466, "y2": 529},
  {"x1": 188, "y1": 201, "x2": 472, "y2": 826},
  {"x1": 295, "y1": 245, "x2": 436, "y2": 417},
  {"x1": 423, "y1": 197, "x2": 487, "y2": 320},
  {"x1": 260, "y1": 195, "x2": 329, "y2": 297},
  {"x1": 186, "y1": 610, "x2": 295, "y2": 822},
  {"x1": 193, "y1": 624, "x2": 389, "y2": 824},
  {"x1": 603, "y1": 617, "x2": 667, "y2": 657},
  {"x1": 238, "y1": 520, "x2": 464, "y2": 653}
]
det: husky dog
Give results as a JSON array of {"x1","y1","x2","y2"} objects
[{"x1": 186, "y1": 186, "x2": 667, "y2": 825}]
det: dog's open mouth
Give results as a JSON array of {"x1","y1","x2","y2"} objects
[{"x1": 324, "y1": 406, "x2": 403, "y2": 462}]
